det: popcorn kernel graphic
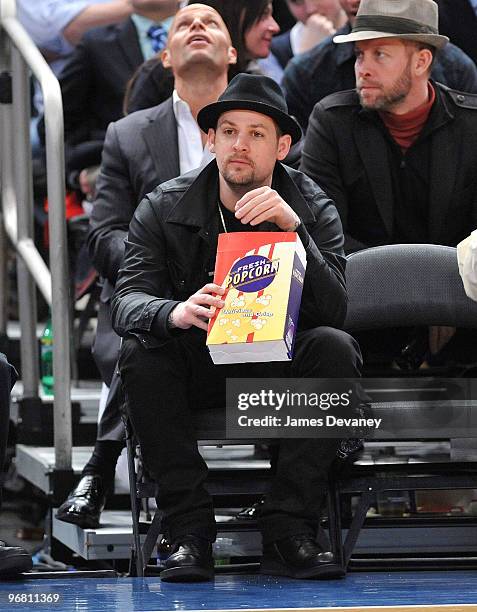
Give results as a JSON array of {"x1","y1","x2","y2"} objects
[
  {"x1": 219, "y1": 318, "x2": 229, "y2": 326},
  {"x1": 251, "y1": 318, "x2": 266, "y2": 331},
  {"x1": 256, "y1": 294, "x2": 272, "y2": 306},
  {"x1": 231, "y1": 297, "x2": 245, "y2": 307},
  {"x1": 232, "y1": 319, "x2": 241, "y2": 327}
]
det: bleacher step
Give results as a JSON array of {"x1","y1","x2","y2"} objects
[{"x1": 51, "y1": 510, "x2": 477, "y2": 561}]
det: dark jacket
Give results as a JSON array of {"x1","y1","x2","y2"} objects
[
  {"x1": 300, "y1": 83, "x2": 477, "y2": 253},
  {"x1": 59, "y1": 18, "x2": 144, "y2": 146},
  {"x1": 283, "y1": 23, "x2": 477, "y2": 130},
  {"x1": 271, "y1": 30, "x2": 293, "y2": 69},
  {"x1": 437, "y1": 0, "x2": 477, "y2": 66},
  {"x1": 88, "y1": 97, "x2": 179, "y2": 285},
  {"x1": 111, "y1": 161, "x2": 348, "y2": 347},
  {"x1": 87, "y1": 97, "x2": 179, "y2": 384}
]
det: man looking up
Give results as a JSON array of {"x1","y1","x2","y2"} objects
[
  {"x1": 112, "y1": 73, "x2": 362, "y2": 582},
  {"x1": 56, "y1": 4, "x2": 237, "y2": 530}
]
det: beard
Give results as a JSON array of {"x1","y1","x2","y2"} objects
[
  {"x1": 221, "y1": 157, "x2": 259, "y2": 190},
  {"x1": 358, "y1": 60, "x2": 413, "y2": 111}
]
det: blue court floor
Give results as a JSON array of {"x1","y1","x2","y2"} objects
[{"x1": 1, "y1": 571, "x2": 477, "y2": 612}]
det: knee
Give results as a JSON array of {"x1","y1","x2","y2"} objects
[
  {"x1": 315, "y1": 327, "x2": 359, "y2": 358},
  {"x1": 294, "y1": 327, "x2": 362, "y2": 376}
]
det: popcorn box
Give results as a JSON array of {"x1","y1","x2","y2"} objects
[{"x1": 207, "y1": 232, "x2": 307, "y2": 364}]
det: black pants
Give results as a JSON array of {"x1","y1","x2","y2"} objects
[
  {"x1": 0, "y1": 354, "x2": 17, "y2": 510},
  {"x1": 119, "y1": 327, "x2": 362, "y2": 544}
]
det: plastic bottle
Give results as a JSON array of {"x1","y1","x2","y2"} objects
[
  {"x1": 40, "y1": 317, "x2": 54, "y2": 395},
  {"x1": 213, "y1": 537, "x2": 233, "y2": 565}
]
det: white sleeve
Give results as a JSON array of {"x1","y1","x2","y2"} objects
[
  {"x1": 457, "y1": 230, "x2": 477, "y2": 302},
  {"x1": 16, "y1": 0, "x2": 91, "y2": 45}
]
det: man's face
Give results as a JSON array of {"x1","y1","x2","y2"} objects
[
  {"x1": 162, "y1": 5, "x2": 236, "y2": 74},
  {"x1": 244, "y1": 3, "x2": 280, "y2": 59},
  {"x1": 208, "y1": 110, "x2": 291, "y2": 191},
  {"x1": 287, "y1": 0, "x2": 342, "y2": 25},
  {"x1": 355, "y1": 38, "x2": 417, "y2": 111},
  {"x1": 339, "y1": 0, "x2": 360, "y2": 23}
]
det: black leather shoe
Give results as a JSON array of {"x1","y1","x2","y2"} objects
[
  {"x1": 56, "y1": 475, "x2": 107, "y2": 529},
  {"x1": 0, "y1": 542, "x2": 32, "y2": 576},
  {"x1": 161, "y1": 536, "x2": 214, "y2": 582},
  {"x1": 261, "y1": 534, "x2": 345, "y2": 579}
]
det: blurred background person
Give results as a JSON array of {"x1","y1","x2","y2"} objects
[
  {"x1": 437, "y1": 0, "x2": 477, "y2": 67},
  {"x1": 272, "y1": 0, "x2": 347, "y2": 69}
]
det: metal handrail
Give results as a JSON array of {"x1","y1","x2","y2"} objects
[{"x1": 0, "y1": 0, "x2": 72, "y2": 469}]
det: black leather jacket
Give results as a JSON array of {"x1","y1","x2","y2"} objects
[{"x1": 111, "y1": 160, "x2": 348, "y2": 348}]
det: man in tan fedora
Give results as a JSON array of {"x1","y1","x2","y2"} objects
[
  {"x1": 300, "y1": 0, "x2": 477, "y2": 363},
  {"x1": 283, "y1": 0, "x2": 477, "y2": 130},
  {"x1": 301, "y1": 0, "x2": 477, "y2": 254}
]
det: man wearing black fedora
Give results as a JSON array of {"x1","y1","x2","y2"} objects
[
  {"x1": 112, "y1": 73, "x2": 362, "y2": 582},
  {"x1": 301, "y1": 0, "x2": 477, "y2": 255}
]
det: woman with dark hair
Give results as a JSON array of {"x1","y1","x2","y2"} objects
[{"x1": 124, "y1": 0, "x2": 280, "y2": 114}]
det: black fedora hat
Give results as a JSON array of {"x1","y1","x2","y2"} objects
[{"x1": 197, "y1": 73, "x2": 302, "y2": 145}]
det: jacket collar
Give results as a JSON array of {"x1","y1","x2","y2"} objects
[{"x1": 165, "y1": 161, "x2": 316, "y2": 239}]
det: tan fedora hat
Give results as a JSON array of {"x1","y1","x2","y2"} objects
[{"x1": 333, "y1": 0, "x2": 449, "y2": 49}]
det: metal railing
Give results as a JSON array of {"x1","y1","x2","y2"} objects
[{"x1": 0, "y1": 0, "x2": 72, "y2": 469}]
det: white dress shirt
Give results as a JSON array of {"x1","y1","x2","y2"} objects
[{"x1": 172, "y1": 90, "x2": 215, "y2": 175}]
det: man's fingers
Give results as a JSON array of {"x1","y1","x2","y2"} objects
[
  {"x1": 235, "y1": 192, "x2": 273, "y2": 219},
  {"x1": 189, "y1": 315, "x2": 209, "y2": 332},
  {"x1": 188, "y1": 304, "x2": 216, "y2": 320},
  {"x1": 190, "y1": 293, "x2": 225, "y2": 308},
  {"x1": 239, "y1": 201, "x2": 275, "y2": 225},
  {"x1": 196, "y1": 283, "x2": 225, "y2": 296},
  {"x1": 235, "y1": 186, "x2": 270, "y2": 210},
  {"x1": 247, "y1": 209, "x2": 274, "y2": 226}
]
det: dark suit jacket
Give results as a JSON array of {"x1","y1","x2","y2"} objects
[
  {"x1": 59, "y1": 18, "x2": 144, "y2": 147},
  {"x1": 271, "y1": 31, "x2": 293, "y2": 69},
  {"x1": 438, "y1": 0, "x2": 477, "y2": 66},
  {"x1": 88, "y1": 98, "x2": 180, "y2": 384},
  {"x1": 300, "y1": 84, "x2": 477, "y2": 253}
]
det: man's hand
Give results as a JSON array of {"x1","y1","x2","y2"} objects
[
  {"x1": 235, "y1": 186, "x2": 300, "y2": 232},
  {"x1": 169, "y1": 284, "x2": 225, "y2": 331},
  {"x1": 296, "y1": 14, "x2": 336, "y2": 54}
]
